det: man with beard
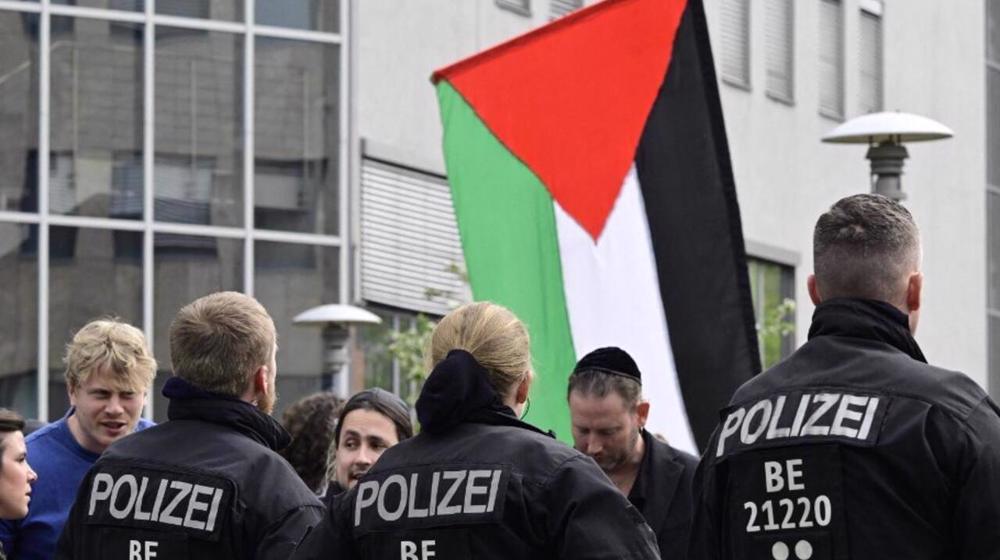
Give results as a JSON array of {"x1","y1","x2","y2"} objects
[
  {"x1": 56, "y1": 292, "x2": 323, "y2": 559},
  {"x1": 0, "y1": 319, "x2": 156, "y2": 560},
  {"x1": 568, "y1": 346, "x2": 698, "y2": 559}
]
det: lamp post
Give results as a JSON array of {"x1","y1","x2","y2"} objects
[
  {"x1": 293, "y1": 304, "x2": 382, "y2": 397},
  {"x1": 822, "y1": 111, "x2": 953, "y2": 201}
]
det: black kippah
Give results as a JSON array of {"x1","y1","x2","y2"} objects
[{"x1": 571, "y1": 346, "x2": 641, "y2": 384}]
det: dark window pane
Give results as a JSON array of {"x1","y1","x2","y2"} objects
[
  {"x1": 151, "y1": 234, "x2": 243, "y2": 422},
  {"x1": 155, "y1": 28, "x2": 243, "y2": 227},
  {"x1": 0, "y1": 224, "x2": 38, "y2": 418},
  {"x1": 748, "y1": 257, "x2": 796, "y2": 368},
  {"x1": 989, "y1": 67, "x2": 1000, "y2": 188},
  {"x1": 52, "y1": 0, "x2": 143, "y2": 10},
  {"x1": 48, "y1": 226, "x2": 142, "y2": 417},
  {"x1": 255, "y1": 38, "x2": 339, "y2": 235},
  {"x1": 0, "y1": 13, "x2": 39, "y2": 213},
  {"x1": 50, "y1": 18, "x2": 144, "y2": 220},
  {"x1": 156, "y1": 0, "x2": 242, "y2": 21},
  {"x1": 254, "y1": 241, "x2": 338, "y2": 417},
  {"x1": 989, "y1": 0, "x2": 1000, "y2": 63},
  {"x1": 255, "y1": 0, "x2": 339, "y2": 32}
]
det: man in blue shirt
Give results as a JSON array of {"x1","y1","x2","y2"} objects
[{"x1": 0, "y1": 319, "x2": 156, "y2": 560}]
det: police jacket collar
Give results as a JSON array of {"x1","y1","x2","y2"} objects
[
  {"x1": 808, "y1": 298, "x2": 927, "y2": 363},
  {"x1": 162, "y1": 376, "x2": 291, "y2": 451},
  {"x1": 416, "y1": 349, "x2": 551, "y2": 438}
]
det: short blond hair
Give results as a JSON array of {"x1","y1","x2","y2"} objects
[
  {"x1": 169, "y1": 291, "x2": 276, "y2": 397},
  {"x1": 64, "y1": 319, "x2": 156, "y2": 393},
  {"x1": 427, "y1": 302, "x2": 532, "y2": 398}
]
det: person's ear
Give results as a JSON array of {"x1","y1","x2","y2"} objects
[
  {"x1": 514, "y1": 372, "x2": 532, "y2": 404},
  {"x1": 67, "y1": 379, "x2": 76, "y2": 405},
  {"x1": 635, "y1": 401, "x2": 650, "y2": 428},
  {"x1": 906, "y1": 272, "x2": 923, "y2": 334},
  {"x1": 252, "y1": 365, "x2": 269, "y2": 397},
  {"x1": 807, "y1": 274, "x2": 822, "y2": 306}
]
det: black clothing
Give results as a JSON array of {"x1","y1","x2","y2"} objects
[
  {"x1": 293, "y1": 350, "x2": 661, "y2": 560},
  {"x1": 55, "y1": 377, "x2": 324, "y2": 560},
  {"x1": 689, "y1": 299, "x2": 1000, "y2": 560},
  {"x1": 629, "y1": 430, "x2": 697, "y2": 560}
]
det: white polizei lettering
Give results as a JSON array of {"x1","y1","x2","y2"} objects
[
  {"x1": 857, "y1": 397, "x2": 880, "y2": 440},
  {"x1": 401, "y1": 541, "x2": 419, "y2": 560},
  {"x1": 789, "y1": 395, "x2": 811, "y2": 437},
  {"x1": 786, "y1": 459, "x2": 804, "y2": 491},
  {"x1": 89, "y1": 473, "x2": 115, "y2": 516},
  {"x1": 463, "y1": 470, "x2": 491, "y2": 514},
  {"x1": 764, "y1": 462, "x2": 784, "y2": 493},
  {"x1": 205, "y1": 488, "x2": 223, "y2": 532},
  {"x1": 740, "y1": 400, "x2": 772, "y2": 445},
  {"x1": 422, "y1": 540, "x2": 436, "y2": 559},
  {"x1": 428, "y1": 472, "x2": 439, "y2": 516},
  {"x1": 377, "y1": 475, "x2": 408, "y2": 522},
  {"x1": 355, "y1": 481, "x2": 379, "y2": 526},
  {"x1": 158, "y1": 481, "x2": 192, "y2": 527},
  {"x1": 765, "y1": 395, "x2": 790, "y2": 439},
  {"x1": 182, "y1": 484, "x2": 214, "y2": 530},
  {"x1": 830, "y1": 395, "x2": 869, "y2": 438},
  {"x1": 437, "y1": 471, "x2": 466, "y2": 515},
  {"x1": 716, "y1": 407, "x2": 746, "y2": 457},
  {"x1": 800, "y1": 394, "x2": 838, "y2": 436},
  {"x1": 133, "y1": 477, "x2": 152, "y2": 521},
  {"x1": 150, "y1": 479, "x2": 168, "y2": 522},
  {"x1": 408, "y1": 473, "x2": 429, "y2": 518},
  {"x1": 486, "y1": 470, "x2": 501, "y2": 513},
  {"x1": 109, "y1": 475, "x2": 140, "y2": 520}
]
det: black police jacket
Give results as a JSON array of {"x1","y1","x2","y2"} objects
[
  {"x1": 689, "y1": 298, "x2": 1000, "y2": 560},
  {"x1": 629, "y1": 430, "x2": 697, "y2": 560},
  {"x1": 292, "y1": 350, "x2": 661, "y2": 560},
  {"x1": 55, "y1": 377, "x2": 324, "y2": 560}
]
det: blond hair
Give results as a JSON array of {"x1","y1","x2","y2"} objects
[
  {"x1": 64, "y1": 319, "x2": 156, "y2": 393},
  {"x1": 427, "y1": 302, "x2": 532, "y2": 398},
  {"x1": 169, "y1": 291, "x2": 275, "y2": 397}
]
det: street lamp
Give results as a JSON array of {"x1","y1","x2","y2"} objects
[
  {"x1": 822, "y1": 111, "x2": 953, "y2": 201},
  {"x1": 293, "y1": 304, "x2": 382, "y2": 397}
]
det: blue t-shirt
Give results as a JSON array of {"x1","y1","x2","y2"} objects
[{"x1": 0, "y1": 411, "x2": 154, "y2": 560}]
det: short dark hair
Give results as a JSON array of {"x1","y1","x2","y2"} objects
[
  {"x1": 0, "y1": 409, "x2": 25, "y2": 458},
  {"x1": 334, "y1": 388, "x2": 413, "y2": 448},
  {"x1": 814, "y1": 194, "x2": 920, "y2": 303},
  {"x1": 567, "y1": 369, "x2": 642, "y2": 410},
  {"x1": 279, "y1": 392, "x2": 344, "y2": 493}
]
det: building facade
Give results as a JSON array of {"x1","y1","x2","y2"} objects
[{"x1": 0, "y1": 0, "x2": 995, "y2": 422}]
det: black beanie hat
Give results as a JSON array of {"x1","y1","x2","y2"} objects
[{"x1": 571, "y1": 346, "x2": 641, "y2": 385}]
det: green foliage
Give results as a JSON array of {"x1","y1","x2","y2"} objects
[
  {"x1": 386, "y1": 315, "x2": 436, "y2": 405},
  {"x1": 759, "y1": 298, "x2": 796, "y2": 368}
]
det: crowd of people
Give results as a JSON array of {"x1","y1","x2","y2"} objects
[{"x1": 0, "y1": 193, "x2": 995, "y2": 559}]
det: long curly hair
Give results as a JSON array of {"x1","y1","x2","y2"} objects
[{"x1": 279, "y1": 392, "x2": 344, "y2": 493}]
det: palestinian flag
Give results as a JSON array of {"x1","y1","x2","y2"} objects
[{"x1": 431, "y1": 0, "x2": 759, "y2": 453}]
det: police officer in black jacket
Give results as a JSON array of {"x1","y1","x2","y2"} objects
[
  {"x1": 567, "y1": 347, "x2": 697, "y2": 560},
  {"x1": 689, "y1": 194, "x2": 1000, "y2": 560},
  {"x1": 56, "y1": 292, "x2": 324, "y2": 559},
  {"x1": 293, "y1": 302, "x2": 661, "y2": 560}
]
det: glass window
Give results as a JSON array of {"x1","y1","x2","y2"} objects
[
  {"x1": 0, "y1": 13, "x2": 39, "y2": 214},
  {"x1": 0, "y1": 224, "x2": 38, "y2": 418},
  {"x1": 989, "y1": 66, "x2": 1000, "y2": 189},
  {"x1": 765, "y1": 0, "x2": 794, "y2": 102},
  {"x1": 254, "y1": 38, "x2": 340, "y2": 235},
  {"x1": 990, "y1": 191, "x2": 1000, "y2": 310},
  {"x1": 155, "y1": 28, "x2": 244, "y2": 227},
  {"x1": 720, "y1": 0, "x2": 751, "y2": 88},
  {"x1": 988, "y1": 0, "x2": 1000, "y2": 63},
  {"x1": 255, "y1": 0, "x2": 339, "y2": 33},
  {"x1": 858, "y1": 9, "x2": 883, "y2": 114},
  {"x1": 818, "y1": 0, "x2": 844, "y2": 119},
  {"x1": 156, "y1": 0, "x2": 242, "y2": 21},
  {"x1": 52, "y1": 0, "x2": 143, "y2": 10},
  {"x1": 48, "y1": 226, "x2": 143, "y2": 416},
  {"x1": 49, "y1": 18, "x2": 144, "y2": 220},
  {"x1": 496, "y1": 0, "x2": 531, "y2": 17},
  {"x1": 254, "y1": 241, "x2": 339, "y2": 417},
  {"x1": 748, "y1": 257, "x2": 796, "y2": 369},
  {"x1": 355, "y1": 309, "x2": 426, "y2": 403},
  {"x1": 150, "y1": 234, "x2": 243, "y2": 422},
  {"x1": 549, "y1": 0, "x2": 582, "y2": 20}
]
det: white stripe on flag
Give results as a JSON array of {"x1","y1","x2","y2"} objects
[{"x1": 555, "y1": 164, "x2": 696, "y2": 454}]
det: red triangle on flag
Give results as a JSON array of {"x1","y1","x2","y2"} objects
[{"x1": 433, "y1": 0, "x2": 686, "y2": 240}]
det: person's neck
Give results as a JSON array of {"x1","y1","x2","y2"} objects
[
  {"x1": 607, "y1": 432, "x2": 645, "y2": 496},
  {"x1": 66, "y1": 413, "x2": 107, "y2": 455}
]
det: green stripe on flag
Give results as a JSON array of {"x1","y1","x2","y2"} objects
[{"x1": 436, "y1": 81, "x2": 576, "y2": 441}]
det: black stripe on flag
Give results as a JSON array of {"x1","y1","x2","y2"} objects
[{"x1": 634, "y1": 0, "x2": 762, "y2": 451}]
